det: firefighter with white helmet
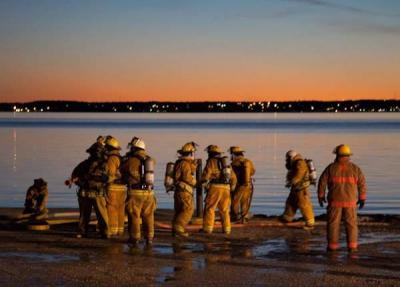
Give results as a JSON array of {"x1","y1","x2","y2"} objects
[
  {"x1": 121, "y1": 137, "x2": 156, "y2": 246},
  {"x1": 280, "y1": 150, "x2": 315, "y2": 229}
]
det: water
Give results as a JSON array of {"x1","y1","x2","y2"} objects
[{"x1": 0, "y1": 112, "x2": 399, "y2": 215}]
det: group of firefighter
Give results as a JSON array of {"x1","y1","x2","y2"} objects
[{"x1": 62, "y1": 135, "x2": 366, "y2": 252}]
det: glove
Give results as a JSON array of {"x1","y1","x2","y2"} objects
[
  {"x1": 285, "y1": 182, "x2": 291, "y2": 188},
  {"x1": 357, "y1": 200, "x2": 365, "y2": 209},
  {"x1": 318, "y1": 197, "x2": 327, "y2": 207}
]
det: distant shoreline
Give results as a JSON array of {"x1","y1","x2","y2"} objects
[{"x1": 1, "y1": 100, "x2": 400, "y2": 113}]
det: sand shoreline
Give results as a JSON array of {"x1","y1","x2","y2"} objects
[{"x1": 0, "y1": 208, "x2": 399, "y2": 286}]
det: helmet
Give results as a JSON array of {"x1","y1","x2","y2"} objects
[
  {"x1": 333, "y1": 144, "x2": 352, "y2": 156},
  {"x1": 205, "y1": 145, "x2": 222, "y2": 154},
  {"x1": 128, "y1": 137, "x2": 146, "y2": 150},
  {"x1": 178, "y1": 142, "x2": 198, "y2": 154},
  {"x1": 285, "y1": 150, "x2": 298, "y2": 160},
  {"x1": 96, "y1": 136, "x2": 105, "y2": 146},
  {"x1": 105, "y1": 136, "x2": 121, "y2": 150},
  {"x1": 229, "y1": 146, "x2": 245, "y2": 154}
]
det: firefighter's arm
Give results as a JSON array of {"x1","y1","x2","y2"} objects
[
  {"x1": 37, "y1": 189, "x2": 48, "y2": 211},
  {"x1": 317, "y1": 166, "x2": 329, "y2": 200},
  {"x1": 291, "y1": 160, "x2": 307, "y2": 188},
  {"x1": 230, "y1": 169, "x2": 237, "y2": 191},
  {"x1": 243, "y1": 160, "x2": 255, "y2": 186}
]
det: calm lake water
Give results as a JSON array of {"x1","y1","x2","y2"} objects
[{"x1": 0, "y1": 112, "x2": 399, "y2": 215}]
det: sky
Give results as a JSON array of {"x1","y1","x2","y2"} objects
[{"x1": 0, "y1": 0, "x2": 400, "y2": 102}]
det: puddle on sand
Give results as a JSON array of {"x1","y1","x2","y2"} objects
[
  {"x1": 359, "y1": 232, "x2": 400, "y2": 245},
  {"x1": 155, "y1": 266, "x2": 176, "y2": 284},
  {"x1": 0, "y1": 251, "x2": 79, "y2": 263}
]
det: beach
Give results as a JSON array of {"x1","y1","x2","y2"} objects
[{"x1": 0, "y1": 208, "x2": 399, "y2": 286}]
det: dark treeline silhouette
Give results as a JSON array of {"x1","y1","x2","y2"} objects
[{"x1": 1, "y1": 100, "x2": 400, "y2": 113}]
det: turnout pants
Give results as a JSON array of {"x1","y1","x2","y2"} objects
[
  {"x1": 106, "y1": 184, "x2": 126, "y2": 236},
  {"x1": 172, "y1": 190, "x2": 194, "y2": 234},
  {"x1": 203, "y1": 184, "x2": 231, "y2": 234},
  {"x1": 282, "y1": 187, "x2": 315, "y2": 226},
  {"x1": 126, "y1": 190, "x2": 157, "y2": 241},
  {"x1": 327, "y1": 206, "x2": 358, "y2": 250},
  {"x1": 78, "y1": 194, "x2": 109, "y2": 237},
  {"x1": 231, "y1": 185, "x2": 252, "y2": 220}
]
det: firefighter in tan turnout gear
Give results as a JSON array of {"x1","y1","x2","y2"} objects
[
  {"x1": 66, "y1": 140, "x2": 109, "y2": 238},
  {"x1": 121, "y1": 137, "x2": 156, "y2": 245},
  {"x1": 318, "y1": 144, "x2": 367, "y2": 252},
  {"x1": 170, "y1": 142, "x2": 198, "y2": 237},
  {"x1": 201, "y1": 145, "x2": 237, "y2": 234},
  {"x1": 104, "y1": 136, "x2": 126, "y2": 237},
  {"x1": 23, "y1": 178, "x2": 49, "y2": 220},
  {"x1": 229, "y1": 146, "x2": 255, "y2": 223},
  {"x1": 281, "y1": 150, "x2": 315, "y2": 229}
]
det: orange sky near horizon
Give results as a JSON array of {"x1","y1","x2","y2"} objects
[{"x1": 0, "y1": 1, "x2": 399, "y2": 103}]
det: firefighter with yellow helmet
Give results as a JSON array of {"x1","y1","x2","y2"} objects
[
  {"x1": 318, "y1": 144, "x2": 366, "y2": 252},
  {"x1": 281, "y1": 150, "x2": 315, "y2": 229},
  {"x1": 170, "y1": 142, "x2": 198, "y2": 237},
  {"x1": 121, "y1": 137, "x2": 156, "y2": 246},
  {"x1": 229, "y1": 146, "x2": 256, "y2": 223},
  {"x1": 104, "y1": 136, "x2": 126, "y2": 237},
  {"x1": 201, "y1": 145, "x2": 237, "y2": 234}
]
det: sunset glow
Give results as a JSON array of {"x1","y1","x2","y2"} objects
[{"x1": 1, "y1": 0, "x2": 399, "y2": 102}]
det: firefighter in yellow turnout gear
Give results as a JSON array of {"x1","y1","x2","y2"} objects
[
  {"x1": 202, "y1": 145, "x2": 237, "y2": 234},
  {"x1": 172, "y1": 142, "x2": 198, "y2": 237},
  {"x1": 66, "y1": 140, "x2": 109, "y2": 238},
  {"x1": 229, "y1": 146, "x2": 255, "y2": 223},
  {"x1": 121, "y1": 137, "x2": 156, "y2": 245},
  {"x1": 104, "y1": 136, "x2": 126, "y2": 236},
  {"x1": 281, "y1": 150, "x2": 315, "y2": 228}
]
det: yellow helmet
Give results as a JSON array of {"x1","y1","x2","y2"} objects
[
  {"x1": 333, "y1": 144, "x2": 352, "y2": 156},
  {"x1": 178, "y1": 142, "x2": 198, "y2": 154},
  {"x1": 105, "y1": 136, "x2": 121, "y2": 150},
  {"x1": 128, "y1": 137, "x2": 146, "y2": 150},
  {"x1": 205, "y1": 145, "x2": 222, "y2": 154},
  {"x1": 229, "y1": 146, "x2": 245, "y2": 154}
]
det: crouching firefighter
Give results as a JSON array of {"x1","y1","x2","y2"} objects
[
  {"x1": 201, "y1": 145, "x2": 237, "y2": 234},
  {"x1": 104, "y1": 136, "x2": 126, "y2": 237},
  {"x1": 66, "y1": 141, "x2": 109, "y2": 238},
  {"x1": 170, "y1": 142, "x2": 198, "y2": 237},
  {"x1": 229, "y1": 146, "x2": 256, "y2": 223},
  {"x1": 121, "y1": 137, "x2": 156, "y2": 246},
  {"x1": 23, "y1": 178, "x2": 49, "y2": 220},
  {"x1": 281, "y1": 150, "x2": 315, "y2": 229},
  {"x1": 318, "y1": 144, "x2": 367, "y2": 252}
]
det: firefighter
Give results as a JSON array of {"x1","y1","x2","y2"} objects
[
  {"x1": 23, "y1": 178, "x2": 48, "y2": 220},
  {"x1": 66, "y1": 140, "x2": 109, "y2": 238},
  {"x1": 281, "y1": 150, "x2": 315, "y2": 229},
  {"x1": 121, "y1": 137, "x2": 156, "y2": 245},
  {"x1": 104, "y1": 136, "x2": 126, "y2": 237},
  {"x1": 229, "y1": 146, "x2": 255, "y2": 223},
  {"x1": 201, "y1": 145, "x2": 237, "y2": 234},
  {"x1": 318, "y1": 144, "x2": 367, "y2": 252},
  {"x1": 172, "y1": 142, "x2": 198, "y2": 237}
]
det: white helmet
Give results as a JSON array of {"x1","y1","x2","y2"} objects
[{"x1": 128, "y1": 137, "x2": 146, "y2": 150}]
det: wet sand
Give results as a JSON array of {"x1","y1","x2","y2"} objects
[{"x1": 0, "y1": 208, "x2": 399, "y2": 287}]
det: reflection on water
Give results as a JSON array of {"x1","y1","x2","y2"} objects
[{"x1": 0, "y1": 113, "x2": 400, "y2": 215}]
